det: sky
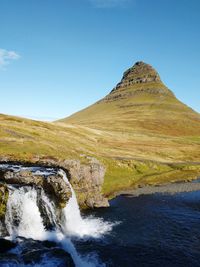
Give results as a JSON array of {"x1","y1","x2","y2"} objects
[{"x1": 0, "y1": 0, "x2": 200, "y2": 121}]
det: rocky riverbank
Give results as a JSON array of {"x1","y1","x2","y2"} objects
[{"x1": 117, "y1": 179, "x2": 200, "y2": 198}]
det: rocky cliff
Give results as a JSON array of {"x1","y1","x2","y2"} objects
[
  {"x1": 0, "y1": 156, "x2": 109, "y2": 215},
  {"x1": 106, "y1": 61, "x2": 173, "y2": 100}
]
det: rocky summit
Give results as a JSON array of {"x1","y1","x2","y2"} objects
[
  {"x1": 63, "y1": 61, "x2": 200, "y2": 137},
  {"x1": 117, "y1": 61, "x2": 161, "y2": 85},
  {"x1": 103, "y1": 61, "x2": 173, "y2": 102}
]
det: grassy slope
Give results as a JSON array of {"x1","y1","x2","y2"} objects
[
  {"x1": 63, "y1": 82, "x2": 200, "y2": 136},
  {"x1": 0, "y1": 96, "x2": 200, "y2": 198},
  {"x1": 1, "y1": 67, "x2": 200, "y2": 197},
  {"x1": 59, "y1": 81, "x2": 200, "y2": 196}
]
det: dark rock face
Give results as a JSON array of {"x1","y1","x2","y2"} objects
[
  {"x1": 0, "y1": 168, "x2": 72, "y2": 209},
  {"x1": 37, "y1": 157, "x2": 109, "y2": 209},
  {"x1": 0, "y1": 156, "x2": 109, "y2": 210},
  {"x1": 61, "y1": 157, "x2": 109, "y2": 208},
  {"x1": 46, "y1": 174, "x2": 72, "y2": 208},
  {"x1": 116, "y1": 61, "x2": 161, "y2": 89},
  {"x1": 101, "y1": 61, "x2": 174, "y2": 103},
  {"x1": 2, "y1": 169, "x2": 44, "y2": 185}
]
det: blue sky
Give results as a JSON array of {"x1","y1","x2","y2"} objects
[{"x1": 0, "y1": 0, "x2": 199, "y2": 120}]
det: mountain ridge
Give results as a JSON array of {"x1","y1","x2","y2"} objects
[
  {"x1": 0, "y1": 61, "x2": 200, "y2": 199},
  {"x1": 61, "y1": 61, "x2": 200, "y2": 137}
]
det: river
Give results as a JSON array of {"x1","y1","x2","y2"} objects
[
  {"x1": 1, "y1": 164, "x2": 200, "y2": 266},
  {"x1": 80, "y1": 190, "x2": 200, "y2": 266}
]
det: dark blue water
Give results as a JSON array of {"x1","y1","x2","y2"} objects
[
  {"x1": 78, "y1": 191, "x2": 200, "y2": 267},
  {"x1": 2, "y1": 190, "x2": 200, "y2": 266}
]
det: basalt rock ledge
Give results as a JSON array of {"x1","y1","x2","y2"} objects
[{"x1": 0, "y1": 156, "x2": 109, "y2": 218}]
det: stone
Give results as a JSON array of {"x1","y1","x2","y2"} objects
[
  {"x1": 46, "y1": 174, "x2": 72, "y2": 208},
  {"x1": 101, "y1": 61, "x2": 174, "y2": 103},
  {"x1": 0, "y1": 155, "x2": 109, "y2": 210},
  {"x1": 0, "y1": 238, "x2": 17, "y2": 253},
  {"x1": 0, "y1": 168, "x2": 72, "y2": 208},
  {"x1": 60, "y1": 157, "x2": 109, "y2": 208}
]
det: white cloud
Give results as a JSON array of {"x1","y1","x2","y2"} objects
[
  {"x1": 89, "y1": 0, "x2": 131, "y2": 8},
  {"x1": 0, "y1": 48, "x2": 20, "y2": 69}
]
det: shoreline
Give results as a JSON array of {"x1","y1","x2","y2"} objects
[{"x1": 115, "y1": 179, "x2": 200, "y2": 198}]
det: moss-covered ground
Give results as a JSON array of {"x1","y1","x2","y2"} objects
[{"x1": 0, "y1": 110, "x2": 200, "y2": 198}]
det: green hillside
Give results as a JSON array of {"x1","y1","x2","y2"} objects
[
  {"x1": 1, "y1": 61, "x2": 200, "y2": 197},
  {"x1": 62, "y1": 62, "x2": 200, "y2": 137}
]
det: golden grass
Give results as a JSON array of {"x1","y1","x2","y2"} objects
[
  {"x1": 0, "y1": 81, "x2": 200, "y2": 197},
  {"x1": 0, "y1": 110, "x2": 200, "y2": 197}
]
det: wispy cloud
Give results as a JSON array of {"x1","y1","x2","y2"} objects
[
  {"x1": 89, "y1": 0, "x2": 131, "y2": 8},
  {"x1": 0, "y1": 48, "x2": 20, "y2": 69}
]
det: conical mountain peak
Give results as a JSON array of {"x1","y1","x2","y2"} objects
[
  {"x1": 122, "y1": 61, "x2": 161, "y2": 83},
  {"x1": 61, "y1": 60, "x2": 200, "y2": 137},
  {"x1": 103, "y1": 61, "x2": 173, "y2": 102}
]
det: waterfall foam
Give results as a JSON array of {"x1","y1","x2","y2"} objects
[
  {"x1": 5, "y1": 187, "x2": 47, "y2": 240},
  {"x1": 60, "y1": 170, "x2": 113, "y2": 238},
  {"x1": 1, "y1": 165, "x2": 114, "y2": 266}
]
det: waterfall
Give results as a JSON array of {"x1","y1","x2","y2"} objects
[
  {"x1": 1, "y1": 165, "x2": 114, "y2": 267},
  {"x1": 60, "y1": 170, "x2": 113, "y2": 238},
  {"x1": 5, "y1": 186, "x2": 59, "y2": 240},
  {"x1": 5, "y1": 186, "x2": 47, "y2": 240}
]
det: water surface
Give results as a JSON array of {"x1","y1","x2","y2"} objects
[{"x1": 78, "y1": 191, "x2": 200, "y2": 266}]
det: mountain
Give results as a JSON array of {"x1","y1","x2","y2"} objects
[
  {"x1": 0, "y1": 62, "x2": 200, "y2": 199},
  {"x1": 61, "y1": 61, "x2": 200, "y2": 136}
]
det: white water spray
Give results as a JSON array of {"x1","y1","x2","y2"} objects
[
  {"x1": 5, "y1": 187, "x2": 47, "y2": 240},
  {"x1": 2, "y1": 166, "x2": 114, "y2": 266},
  {"x1": 60, "y1": 170, "x2": 113, "y2": 238}
]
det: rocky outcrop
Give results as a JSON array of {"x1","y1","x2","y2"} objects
[
  {"x1": 116, "y1": 61, "x2": 161, "y2": 88},
  {"x1": 0, "y1": 156, "x2": 109, "y2": 210},
  {"x1": 36, "y1": 156, "x2": 109, "y2": 209},
  {"x1": 46, "y1": 174, "x2": 72, "y2": 208},
  {"x1": 61, "y1": 157, "x2": 109, "y2": 208},
  {"x1": 100, "y1": 61, "x2": 174, "y2": 103},
  {"x1": 0, "y1": 168, "x2": 72, "y2": 208}
]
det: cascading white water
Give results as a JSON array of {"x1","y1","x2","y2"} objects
[
  {"x1": 60, "y1": 170, "x2": 113, "y2": 238},
  {"x1": 5, "y1": 186, "x2": 47, "y2": 240},
  {"x1": 2, "y1": 166, "x2": 114, "y2": 267}
]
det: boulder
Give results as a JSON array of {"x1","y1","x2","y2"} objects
[
  {"x1": 61, "y1": 157, "x2": 109, "y2": 208},
  {"x1": 35, "y1": 156, "x2": 109, "y2": 208},
  {"x1": 0, "y1": 156, "x2": 109, "y2": 210},
  {"x1": 0, "y1": 168, "x2": 72, "y2": 209},
  {"x1": 46, "y1": 174, "x2": 72, "y2": 208}
]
